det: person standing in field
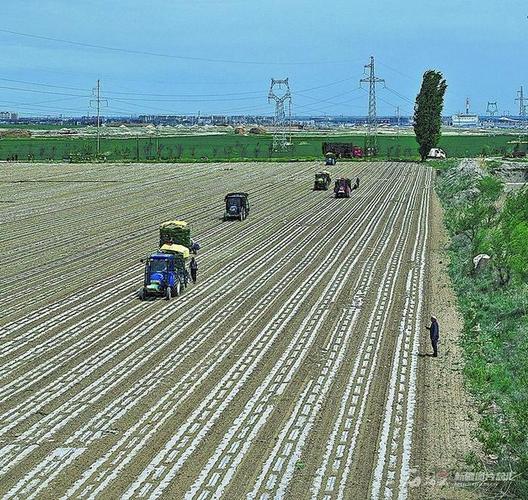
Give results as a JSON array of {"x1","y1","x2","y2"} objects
[
  {"x1": 425, "y1": 316, "x2": 439, "y2": 357},
  {"x1": 190, "y1": 257, "x2": 198, "y2": 284}
]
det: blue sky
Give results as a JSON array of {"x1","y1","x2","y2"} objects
[{"x1": 0, "y1": 0, "x2": 525, "y2": 117}]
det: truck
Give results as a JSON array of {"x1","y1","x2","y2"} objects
[
  {"x1": 322, "y1": 143, "x2": 364, "y2": 158},
  {"x1": 314, "y1": 171, "x2": 331, "y2": 190},
  {"x1": 334, "y1": 178, "x2": 352, "y2": 198},
  {"x1": 224, "y1": 192, "x2": 249, "y2": 221},
  {"x1": 139, "y1": 244, "x2": 190, "y2": 300}
]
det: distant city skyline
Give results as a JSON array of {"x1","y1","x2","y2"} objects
[{"x1": 1, "y1": 0, "x2": 526, "y2": 118}]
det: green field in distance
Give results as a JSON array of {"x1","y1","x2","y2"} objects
[{"x1": 0, "y1": 133, "x2": 522, "y2": 161}]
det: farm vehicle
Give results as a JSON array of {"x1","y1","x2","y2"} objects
[
  {"x1": 314, "y1": 171, "x2": 331, "y2": 190},
  {"x1": 322, "y1": 143, "x2": 364, "y2": 159},
  {"x1": 325, "y1": 152, "x2": 337, "y2": 166},
  {"x1": 334, "y1": 178, "x2": 352, "y2": 198},
  {"x1": 427, "y1": 148, "x2": 446, "y2": 159},
  {"x1": 139, "y1": 244, "x2": 190, "y2": 300},
  {"x1": 224, "y1": 192, "x2": 250, "y2": 221},
  {"x1": 334, "y1": 177, "x2": 360, "y2": 198}
]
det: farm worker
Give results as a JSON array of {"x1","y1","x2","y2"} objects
[
  {"x1": 425, "y1": 316, "x2": 439, "y2": 357},
  {"x1": 190, "y1": 241, "x2": 201, "y2": 254},
  {"x1": 356, "y1": 177, "x2": 360, "y2": 189},
  {"x1": 190, "y1": 257, "x2": 198, "y2": 284}
]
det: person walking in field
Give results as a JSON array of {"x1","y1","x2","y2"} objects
[
  {"x1": 425, "y1": 316, "x2": 439, "y2": 357},
  {"x1": 190, "y1": 257, "x2": 198, "y2": 284}
]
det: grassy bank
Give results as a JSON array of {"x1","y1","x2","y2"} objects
[
  {"x1": 435, "y1": 160, "x2": 528, "y2": 496},
  {"x1": 0, "y1": 133, "x2": 520, "y2": 162}
]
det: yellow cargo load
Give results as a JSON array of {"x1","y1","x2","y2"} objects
[
  {"x1": 160, "y1": 220, "x2": 188, "y2": 229},
  {"x1": 160, "y1": 244, "x2": 190, "y2": 260}
]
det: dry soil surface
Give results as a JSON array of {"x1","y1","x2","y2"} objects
[
  {"x1": 411, "y1": 191, "x2": 481, "y2": 500},
  {"x1": 0, "y1": 161, "x2": 477, "y2": 499}
]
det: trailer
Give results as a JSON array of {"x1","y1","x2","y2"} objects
[{"x1": 323, "y1": 142, "x2": 364, "y2": 158}]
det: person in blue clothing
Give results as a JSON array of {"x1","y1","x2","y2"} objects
[{"x1": 425, "y1": 316, "x2": 439, "y2": 357}]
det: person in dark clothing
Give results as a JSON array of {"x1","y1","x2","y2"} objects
[
  {"x1": 425, "y1": 316, "x2": 439, "y2": 357},
  {"x1": 355, "y1": 177, "x2": 360, "y2": 189},
  {"x1": 190, "y1": 241, "x2": 201, "y2": 255},
  {"x1": 190, "y1": 257, "x2": 198, "y2": 284}
]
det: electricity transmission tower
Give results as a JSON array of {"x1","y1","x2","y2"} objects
[
  {"x1": 465, "y1": 97, "x2": 471, "y2": 114},
  {"x1": 515, "y1": 86, "x2": 527, "y2": 118},
  {"x1": 486, "y1": 101, "x2": 498, "y2": 116},
  {"x1": 360, "y1": 56, "x2": 384, "y2": 155},
  {"x1": 268, "y1": 78, "x2": 292, "y2": 151},
  {"x1": 90, "y1": 79, "x2": 108, "y2": 156}
]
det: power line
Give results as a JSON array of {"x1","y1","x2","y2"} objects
[
  {"x1": 0, "y1": 74, "x2": 361, "y2": 101},
  {"x1": 0, "y1": 28, "x2": 349, "y2": 66},
  {"x1": 0, "y1": 84, "x2": 90, "y2": 98},
  {"x1": 376, "y1": 60, "x2": 415, "y2": 81},
  {"x1": 0, "y1": 77, "x2": 90, "y2": 92},
  {"x1": 383, "y1": 85, "x2": 414, "y2": 104}
]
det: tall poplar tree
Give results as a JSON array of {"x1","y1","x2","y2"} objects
[{"x1": 414, "y1": 70, "x2": 447, "y2": 161}]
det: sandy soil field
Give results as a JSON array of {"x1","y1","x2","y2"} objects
[{"x1": 0, "y1": 161, "x2": 475, "y2": 498}]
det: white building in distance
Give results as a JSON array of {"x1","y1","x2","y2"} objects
[{"x1": 451, "y1": 113, "x2": 479, "y2": 127}]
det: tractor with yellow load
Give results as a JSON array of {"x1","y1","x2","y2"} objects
[
  {"x1": 139, "y1": 219, "x2": 197, "y2": 300},
  {"x1": 139, "y1": 244, "x2": 190, "y2": 300}
]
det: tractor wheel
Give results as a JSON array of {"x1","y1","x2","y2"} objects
[
  {"x1": 175, "y1": 281, "x2": 181, "y2": 297},
  {"x1": 165, "y1": 287, "x2": 172, "y2": 301}
]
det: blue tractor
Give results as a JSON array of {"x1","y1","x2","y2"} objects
[{"x1": 139, "y1": 244, "x2": 190, "y2": 300}]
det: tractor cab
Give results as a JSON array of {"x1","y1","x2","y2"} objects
[
  {"x1": 139, "y1": 244, "x2": 190, "y2": 300},
  {"x1": 325, "y1": 152, "x2": 337, "y2": 166},
  {"x1": 314, "y1": 171, "x2": 331, "y2": 190},
  {"x1": 334, "y1": 178, "x2": 352, "y2": 198},
  {"x1": 224, "y1": 192, "x2": 249, "y2": 221}
]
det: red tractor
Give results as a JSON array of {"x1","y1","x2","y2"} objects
[
  {"x1": 334, "y1": 178, "x2": 352, "y2": 198},
  {"x1": 334, "y1": 177, "x2": 360, "y2": 198}
]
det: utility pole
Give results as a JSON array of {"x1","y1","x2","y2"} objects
[
  {"x1": 90, "y1": 79, "x2": 108, "y2": 157},
  {"x1": 268, "y1": 78, "x2": 292, "y2": 151},
  {"x1": 515, "y1": 86, "x2": 527, "y2": 118},
  {"x1": 396, "y1": 106, "x2": 401, "y2": 127},
  {"x1": 360, "y1": 56, "x2": 385, "y2": 155}
]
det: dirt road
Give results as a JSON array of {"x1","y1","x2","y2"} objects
[{"x1": 0, "y1": 161, "x2": 439, "y2": 498}]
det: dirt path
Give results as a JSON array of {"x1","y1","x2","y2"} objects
[{"x1": 411, "y1": 190, "x2": 481, "y2": 499}]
